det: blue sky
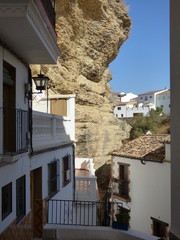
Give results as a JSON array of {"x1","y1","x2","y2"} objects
[{"x1": 108, "y1": 0, "x2": 170, "y2": 95}]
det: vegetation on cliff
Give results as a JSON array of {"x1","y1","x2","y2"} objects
[{"x1": 127, "y1": 109, "x2": 170, "y2": 140}]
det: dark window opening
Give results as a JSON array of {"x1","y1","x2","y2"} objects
[
  {"x1": 2, "y1": 182, "x2": 12, "y2": 220},
  {"x1": 16, "y1": 175, "x2": 26, "y2": 223},
  {"x1": 48, "y1": 160, "x2": 60, "y2": 198},
  {"x1": 63, "y1": 155, "x2": 71, "y2": 186}
]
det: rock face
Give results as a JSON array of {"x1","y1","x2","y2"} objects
[{"x1": 32, "y1": 0, "x2": 131, "y2": 170}]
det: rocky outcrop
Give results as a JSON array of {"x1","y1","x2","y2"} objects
[{"x1": 32, "y1": 0, "x2": 131, "y2": 170}]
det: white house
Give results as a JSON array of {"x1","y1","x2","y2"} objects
[
  {"x1": 114, "y1": 89, "x2": 170, "y2": 118},
  {"x1": 114, "y1": 102, "x2": 150, "y2": 118},
  {"x1": 111, "y1": 134, "x2": 171, "y2": 239},
  {"x1": 117, "y1": 92, "x2": 138, "y2": 103},
  {"x1": 0, "y1": 1, "x2": 78, "y2": 239},
  {"x1": 156, "y1": 90, "x2": 170, "y2": 115}
]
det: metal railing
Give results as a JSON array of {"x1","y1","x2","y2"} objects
[
  {"x1": 48, "y1": 200, "x2": 122, "y2": 227},
  {"x1": 41, "y1": 0, "x2": 56, "y2": 28},
  {"x1": 0, "y1": 107, "x2": 28, "y2": 155}
]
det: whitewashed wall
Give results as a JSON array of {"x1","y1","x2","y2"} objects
[
  {"x1": 0, "y1": 154, "x2": 30, "y2": 234},
  {"x1": 112, "y1": 156, "x2": 171, "y2": 235},
  {"x1": 156, "y1": 93, "x2": 170, "y2": 115},
  {"x1": 0, "y1": 47, "x2": 29, "y2": 155},
  {"x1": 114, "y1": 105, "x2": 150, "y2": 118},
  {"x1": 30, "y1": 145, "x2": 74, "y2": 201}
]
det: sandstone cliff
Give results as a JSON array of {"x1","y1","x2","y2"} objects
[{"x1": 32, "y1": 0, "x2": 131, "y2": 182}]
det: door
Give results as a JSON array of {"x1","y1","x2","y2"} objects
[
  {"x1": 3, "y1": 61, "x2": 16, "y2": 153},
  {"x1": 30, "y1": 168, "x2": 42, "y2": 238}
]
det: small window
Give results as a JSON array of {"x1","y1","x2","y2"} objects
[
  {"x1": 112, "y1": 164, "x2": 130, "y2": 201},
  {"x1": 2, "y1": 182, "x2": 12, "y2": 220},
  {"x1": 121, "y1": 114, "x2": 123, "y2": 117},
  {"x1": 140, "y1": 97, "x2": 143, "y2": 99},
  {"x1": 149, "y1": 96, "x2": 152, "y2": 98},
  {"x1": 48, "y1": 160, "x2": 60, "y2": 197},
  {"x1": 63, "y1": 155, "x2": 71, "y2": 186},
  {"x1": 169, "y1": 104, "x2": 170, "y2": 108},
  {"x1": 117, "y1": 107, "x2": 121, "y2": 110},
  {"x1": 161, "y1": 105, "x2": 164, "y2": 108},
  {"x1": 145, "y1": 96, "x2": 147, "y2": 101},
  {"x1": 16, "y1": 175, "x2": 26, "y2": 223}
]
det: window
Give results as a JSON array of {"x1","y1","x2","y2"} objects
[
  {"x1": 118, "y1": 164, "x2": 130, "y2": 200},
  {"x1": 145, "y1": 96, "x2": 147, "y2": 101},
  {"x1": 16, "y1": 175, "x2": 26, "y2": 223},
  {"x1": 149, "y1": 96, "x2": 152, "y2": 98},
  {"x1": 140, "y1": 97, "x2": 143, "y2": 99},
  {"x1": 2, "y1": 182, "x2": 12, "y2": 220},
  {"x1": 48, "y1": 160, "x2": 60, "y2": 197},
  {"x1": 62, "y1": 155, "x2": 71, "y2": 186},
  {"x1": 151, "y1": 217, "x2": 169, "y2": 239},
  {"x1": 117, "y1": 107, "x2": 121, "y2": 110},
  {"x1": 121, "y1": 114, "x2": 123, "y2": 117},
  {"x1": 161, "y1": 105, "x2": 164, "y2": 108}
]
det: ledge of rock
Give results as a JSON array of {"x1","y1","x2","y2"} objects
[{"x1": 32, "y1": 0, "x2": 131, "y2": 192}]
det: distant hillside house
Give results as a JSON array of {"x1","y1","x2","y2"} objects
[
  {"x1": 114, "y1": 89, "x2": 170, "y2": 118},
  {"x1": 111, "y1": 134, "x2": 171, "y2": 239}
]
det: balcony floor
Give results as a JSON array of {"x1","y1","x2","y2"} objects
[{"x1": 43, "y1": 224, "x2": 160, "y2": 240}]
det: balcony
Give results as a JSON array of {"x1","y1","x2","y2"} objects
[
  {"x1": 45, "y1": 199, "x2": 159, "y2": 240},
  {"x1": 75, "y1": 176, "x2": 97, "y2": 201},
  {"x1": 32, "y1": 111, "x2": 72, "y2": 152},
  {"x1": 0, "y1": 0, "x2": 60, "y2": 64},
  {"x1": 0, "y1": 107, "x2": 28, "y2": 157}
]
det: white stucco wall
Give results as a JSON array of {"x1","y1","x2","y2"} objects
[
  {"x1": 114, "y1": 105, "x2": 150, "y2": 118},
  {"x1": 121, "y1": 93, "x2": 138, "y2": 102},
  {"x1": 0, "y1": 47, "x2": 29, "y2": 155},
  {"x1": 112, "y1": 156, "x2": 171, "y2": 235},
  {"x1": 156, "y1": 94, "x2": 170, "y2": 115},
  {"x1": 0, "y1": 154, "x2": 30, "y2": 234},
  {"x1": 30, "y1": 145, "x2": 74, "y2": 201}
]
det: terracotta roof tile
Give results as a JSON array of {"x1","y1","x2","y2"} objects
[{"x1": 113, "y1": 134, "x2": 170, "y2": 162}]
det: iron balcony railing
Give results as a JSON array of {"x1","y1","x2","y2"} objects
[
  {"x1": 48, "y1": 199, "x2": 123, "y2": 227},
  {"x1": 41, "y1": 0, "x2": 56, "y2": 28},
  {"x1": 0, "y1": 107, "x2": 29, "y2": 155}
]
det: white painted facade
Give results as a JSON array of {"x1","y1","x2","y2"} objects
[
  {"x1": 0, "y1": 1, "x2": 75, "y2": 237},
  {"x1": 119, "y1": 93, "x2": 138, "y2": 102},
  {"x1": 112, "y1": 154, "x2": 171, "y2": 235},
  {"x1": 156, "y1": 91, "x2": 170, "y2": 115},
  {"x1": 114, "y1": 89, "x2": 170, "y2": 118},
  {"x1": 114, "y1": 103, "x2": 150, "y2": 118}
]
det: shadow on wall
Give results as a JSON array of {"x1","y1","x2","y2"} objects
[{"x1": 95, "y1": 163, "x2": 111, "y2": 200}]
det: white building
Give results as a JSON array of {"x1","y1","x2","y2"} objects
[
  {"x1": 114, "y1": 102, "x2": 150, "y2": 118},
  {"x1": 114, "y1": 89, "x2": 170, "y2": 118},
  {"x1": 0, "y1": 1, "x2": 77, "y2": 239},
  {"x1": 111, "y1": 134, "x2": 171, "y2": 239},
  {"x1": 156, "y1": 90, "x2": 170, "y2": 115},
  {"x1": 118, "y1": 93, "x2": 138, "y2": 103}
]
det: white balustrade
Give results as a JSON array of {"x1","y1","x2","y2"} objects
[
  {"x1": 75, "y1": 176, "x2": 97, "y2": 201},
  {"x1": 32, "y1": 111, "x2": 72, "y2": 151}
]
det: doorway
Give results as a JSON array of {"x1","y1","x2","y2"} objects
[{"x1": 30, "y1": 167, "x2": 43, "y2": 238}]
